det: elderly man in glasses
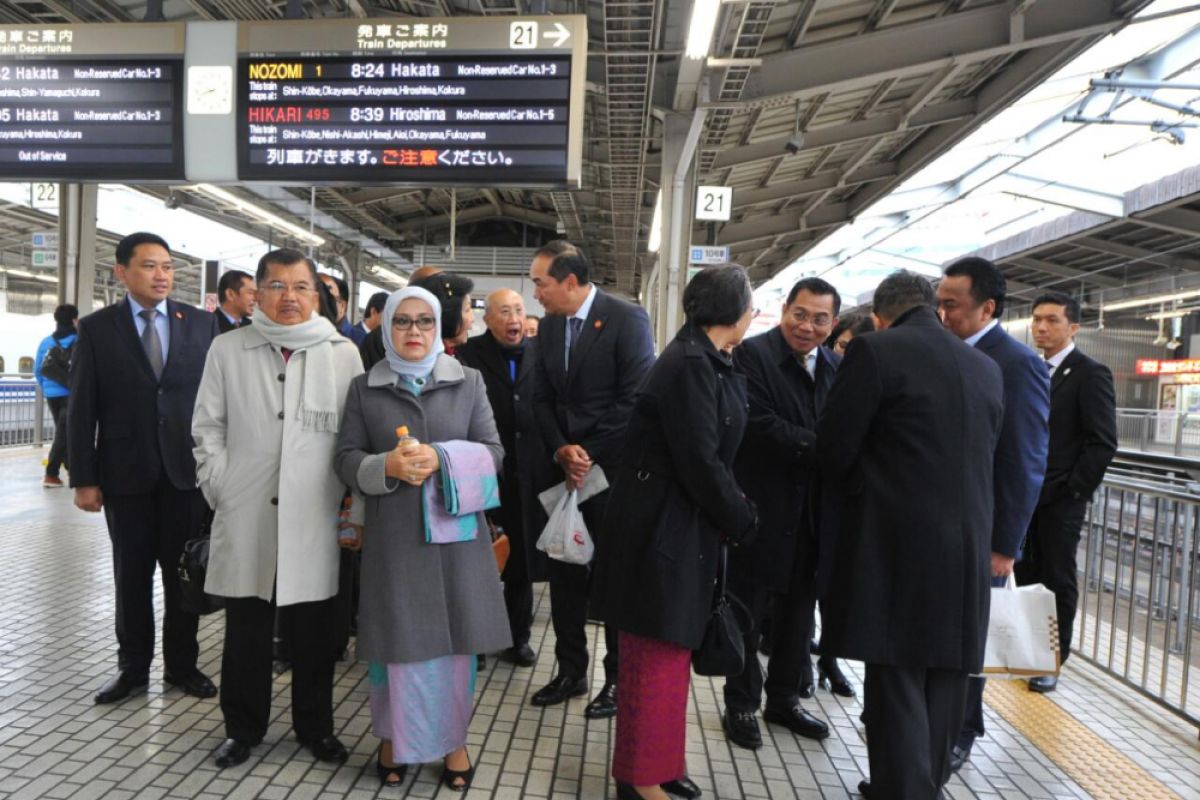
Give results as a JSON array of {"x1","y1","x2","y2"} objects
[{"x1": 193, "y1": 248, "x2": 364, "y2": 769}]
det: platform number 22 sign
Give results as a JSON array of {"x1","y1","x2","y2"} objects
[{"x1": 695, "y1": 186, "x2": 733, "y2": 221}]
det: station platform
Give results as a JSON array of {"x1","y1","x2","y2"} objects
[{"x1": 1, "y1": 446, "x2": 1197, "y2": 800}]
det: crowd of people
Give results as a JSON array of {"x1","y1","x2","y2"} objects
[{"x1": 37, "y1": 230, "x2": 1118, "y2": 800}]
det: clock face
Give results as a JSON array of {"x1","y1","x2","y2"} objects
[{"x1": 187, "y1": 65, "x2": 233, "y2": 115}]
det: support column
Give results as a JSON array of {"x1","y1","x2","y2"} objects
[
  {"x1": 655, "y1": 112, "x2": 698, "y2": 350},
  {"x1": 57, "y1": 183, "x2": 97, "y2": 310}
]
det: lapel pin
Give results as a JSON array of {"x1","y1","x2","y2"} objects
[
  {"x1": 594, "y1": 319, "x2": 603, "y2": 330},
  {"x1": 1063, "y1": 367, "x2": 1071, "y2": 376},
  {"x1": 174, "y1": 311, "x2": 183, "y2": 319}
]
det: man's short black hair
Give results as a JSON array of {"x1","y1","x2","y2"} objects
[
  {"x1": 872, "y1": 270, "x2": 935, "y2": 322},
  {"x1": 331, "y1": 275, "x2": 349, "y2": 303},
  {"x1": 785, "y1": 277, "x2": 842, "y2": 316},
  {"x1": 943, "y1": 256, "x2": 1006, "y2": 318},
  {"x1": 535, "y1": 240, "x2": 591, "y2": 285},
  {"x1": 255, "y1": 248, "x2": 317, "y2": 284},
  {"x1": 525, "y1": 314, "x2": 541, "y2": 322},
  {"x1": 53, "y1": 303, "x2": 78, "y2": 327},
  {"x1": 315, "y1": 279, "x2": 339, "y2": 324},
  {"x1": 217, "y1": 269, "x2": 253, "y2": 304},
  {"x1": 115, "y1": 232, "x2": 170, "y2": 266},
  {"x1": 413, "y1": 271, "x2": 475, "y2": 341},
  {"x1": 365, "y1": 291, "x2": 389, "y2": 316},
  {"x1": 1032, "y1": 290, "x2": 1081, "y2": 324},
  {"x1": 684, "y1": 264, "x2": 752, "y2": 327}
]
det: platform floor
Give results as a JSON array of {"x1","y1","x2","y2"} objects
[{"x1": 1, "y1": 447, "x2": 1197, "y2": 800}]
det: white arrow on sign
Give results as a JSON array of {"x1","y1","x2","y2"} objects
[{"x1": 542, "y1": 22, "x2": 570, "y2": 47}]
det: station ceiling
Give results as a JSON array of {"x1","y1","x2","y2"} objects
[{"x1": 0, "y1": 0, "x2": 1158, "y2": 297}]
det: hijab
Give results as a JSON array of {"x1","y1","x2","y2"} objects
[{"x1": 381, "y1": 286, "x2": 445, "y2": 379}]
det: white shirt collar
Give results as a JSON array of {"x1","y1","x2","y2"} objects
[
  {"x1": 1045, "y1": 342, "x2": 1075, "y2": 371},
  {"x1": 571, "y1": 283, "x2": 598, "y2": 322},
  {"x1": 964, "y1": 319, "x2": 999, "y2": 348},
  {"x1": 218, "y1": 306, "x2": 240, "y2": 325},
  {"x1": 129, "y1": 295, "x2": 168, "y2": 319}
]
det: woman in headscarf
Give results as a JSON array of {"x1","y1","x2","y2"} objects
[{"x1": 334, "y1": 286, "x2": 511, "y2": 791}]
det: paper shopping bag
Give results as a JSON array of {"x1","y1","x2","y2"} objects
[{"x1": 980, "y1": 575, "x2": 1060, "y2": 678}]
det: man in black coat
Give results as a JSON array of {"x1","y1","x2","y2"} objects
[
  {"x1": 1016, "y1": 291, "x2": 1117, "y2": 692},
  {"x1": 457, "y1": 288, "x2": 553, "y2": 668},
  {"x1": 214, "y1": 269, "x2": 255, "y2": 333},
  {"x1": 528, "y1": 240, "x2": 655, "y2": 718},
  {"x1": 721, "y1": 277, "x2": 840, "y2": 749},
  {"x1": 68, "y1": 232, "x2": 221, "y2": 705},
  {"x1": 817, "y1": 271, "x2": 1004, "y2": 799}
]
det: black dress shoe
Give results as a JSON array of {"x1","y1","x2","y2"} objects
[
  {"x1": 763, "y1": 702, "x2": 830, "y2": 740},
  {"x1": 810, "y1": 639, "x2": 822, "y2": 656},
  {"x1": 817, "y1": 658, "x2": 856, "y2": 698},
  {"x1": 721, "y1": 709, "x2": 762, "y2": 749},
  {"x1": 300, "y1": 734, "x2": 349, "y2": 763},
  {"x1": 662, "y1": 776, "x2": 702, "y2": 798},
  {"x1": 94, "y1": 672, "x2": 148, "y2": 705},
  {"x1": 584, "y1": 682, "x2": 618, "y2": 719},
  {"x1": 857, "y1": 779, "x2": 871, "y2": 798},
  {"x1": 503, "y1": 643, "x2": 537, "y2": 667},
  {"x1": 163, "y1": 670, "x2": 217, "y2": 699},
  {"x1": 798, "y1": 681, "x2": 815, "y2": 699},
  {"x1": 1028, "y1": 675, "x2": 1058, "y2": 693},
  {"x1": 214, "y1": 738, "x2": 251, "y2": 768},
  {"x1": 531, "y1": 674, "x2": 589, "y2": 706},
  {"x1": 949, "y1": 741, "x2": 972, "y2": 772}
]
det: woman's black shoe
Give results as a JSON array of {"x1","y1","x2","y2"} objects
[
  {"x1": 662, "y1": 776, "x2": 703, "y2": 798},
  {"x1": 442, "y1": 759, "x2": 476, "y2": 792},
  {"x1": 615, "y1": 783, "x2": 641, "y2": 800},
  {"x1": 818, "y1": 659, "x2": 856, "y2": 698},
  {"x1": 376, "y1": 757, "x2": 408, "y2": 787}
]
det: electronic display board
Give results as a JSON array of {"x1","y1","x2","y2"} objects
[
  {"x1": 0, "y1": 23, "x2": 185, "y2": 181},
  {"x1": 236, "y1": 17, "x2": 586, "y2": 187}
]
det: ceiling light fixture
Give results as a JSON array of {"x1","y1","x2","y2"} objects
[
  {"x1": 685, "y1": 0, "x2": 721, "y2": 60},
  {"x1": 191, "y1": 184, "x2": 325, "y2": 246},
  {"x1": 1104, "y1": 289, "x2": 1200, "y2": 312},
  {"x1": 647, "y1": 190, "x2": 663, "y2": 253}
]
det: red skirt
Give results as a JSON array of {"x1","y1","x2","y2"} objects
[{"x1": 612, "y1": 631, "x2": 692, "y2": 786}]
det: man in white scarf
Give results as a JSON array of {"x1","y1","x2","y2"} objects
[{"x1": 192, "y1": 249, "x2": 364, "y2": 769}]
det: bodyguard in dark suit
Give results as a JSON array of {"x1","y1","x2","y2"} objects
[
  {"x1": 817, "y1": 272, "x2": 1004, "y2": 800},
  {"x1": 214, "y1": 269, "x2": 255, "y2": 333},
  {"x1": 1016, "y1": 291, "x2": 1117, "y2": 692},
  {"x1": 938, "y1": 256, "x2": 1049, "y2": 770},
  {"x1": 528, "y1": 240, "x2": 655, "y2": 718},
  {"x1": 721, "y1": 277, "x2": 841, "y2": 749},
  {"x1": 457, "y1": 288, "x2": 554, "y2": 668},
  {"x1": 68, "y1": 232, "x2": 221, "y2": 704}
]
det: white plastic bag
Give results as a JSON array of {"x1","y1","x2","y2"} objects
[
  {"x1": 536, "y1": 489, "x2": 594, "y2": 565},
  {"x1": 980, "y1": 575, "x2": 1060, "y2": 678}
]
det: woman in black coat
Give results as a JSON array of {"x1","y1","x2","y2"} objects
[{"x1": 592, "y1": 265, "x2": 758, "y2": 800}]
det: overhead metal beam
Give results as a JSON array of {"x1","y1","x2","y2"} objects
[
  {"x1": 732, "y1": 163, "x2": 897, "y2": 207},
  {"x1": 997, "y1": 173, "x2": 1125, "y2": 217},
  {"x1": 1133, "y1": 207, "x2": 1200, "y2": 237},
  {"x1": 395, "y1": 202, "x2": 558, "y2": 233},
  {"x1": 1007, "y1": 256, "x2": 1123, "y2": 287},
  {"x1": 717, "y1": 203, "x2": 850, "y2": 247},
  {"x1": 1072, "y1": 235, "x2": 1200, "y2": 271}
]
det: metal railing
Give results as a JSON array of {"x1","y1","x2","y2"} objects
[
  {"x1": 0, "y1": 374, "x2": 50, "y2": 447},
  {"x1": 1118, "y1": 408, "x2": 1200, "y2": 457},
  {"x1": 1076, "y1": 471, "x2": 1200, "y2": 730}
]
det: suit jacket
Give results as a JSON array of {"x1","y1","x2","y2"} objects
[
  {"x1": 592, "y1": 324, "x2": 756, "y2": 649},
  {"x1": 68, "y1": 297, "x2": 220, "y2": 495},
  {"x1": 359, "y1": 324, "x2": 385, "y2": 371},
  {"x1": 456, "y1": 332, "x2": 555, "y2": 582},
  {"x1": 215, "y1": 309, "x2": 250, "y2": 334},
  {"x1": 816, "y1": 306, "x2": 1004, "y2": 672},
  {"x1": 532, "y1": 288, "x2": 655, "y2": 476},
  {"x1": 975, "y1": 324, "x2": 1050, "y2": 557},
  {"x1": 729, "y1": 327, "x2": 839, "y2": 590},
  {"x1": 1040, "y1": 347, "x2": 1117, "y2": 505}
]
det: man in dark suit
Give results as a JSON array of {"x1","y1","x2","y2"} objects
[
  {"x1": 938, "y1": 256, "x2": 1050, "y2": 770},
  {"x1": 215, "y1": 269, "x2": 255, "y2": 333},
  {"x1": 457, "y1": 288, "x2": 552, "y2": 668},
  {"x1": 817, "y1": 271, "x2": 1005, "y2": 799},
  {"x1": 1016, "y1": 291, "x2": 1117, "y2": 692},
  {"x1": 68, "y1": 231, "x2": 221, "y2": 704},
  {"x1": 528, "y1": 240, "x2": 655, "y2": 718},
  {"x1": 721, "y1": 277, "x2": 839, "y2": 749}
]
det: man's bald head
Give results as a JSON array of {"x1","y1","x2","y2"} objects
[
  {"x1": 409, "y1": 265, "x2": 442, "y2": 283},
  {"x1": 484, "y1": 288, "x2": 526, "y2": 346}
]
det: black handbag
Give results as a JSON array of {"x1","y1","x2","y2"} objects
[
  {"x1": 693, "y1": 544, "x2": 752, "y2": 677},
  {"x1": 178, "y1": 510, "x2": 225, "y2": 616}
]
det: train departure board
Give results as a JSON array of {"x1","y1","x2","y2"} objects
[
  {"x1": 236, "y1": 17, "x2": 586, "y2": 187},
  {"x1": 0, "y1": 23, "x2": 185, "y2": 181}
]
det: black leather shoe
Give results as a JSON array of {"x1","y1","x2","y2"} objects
[
  {"x1": 798, "y1": 681, "x2": 815, "y2": 699},
  {"x1": 94, "y1": 672, "x2": 148, "y2": 705},
  {"x1": 503, "y1": 643, "x2": 537, "y2": 667},
  {"x1": 817, "y1": 658, "x2": 856, "y2": 698},
  {"x1": 721, "y1": 709, "x2": 762, "y2": 749},
  {"x1": 662, "y1": 776, "x2": 702, "y2": 798},
  {"x1": 477, "y1": 654, "x2": 487, "y2": 671},
  {"x1": 949, "y1": 741, "x2": 972, "y2": 772},
  {"x1": 531, "y1": 674, "x2": 589, "y2": 706},
  {"x1": 164, "y1": 670, "x2": 217, "y2": 699},
  {"x1": 214, "y1": 738, "x2": 251, "y2": 768},
  {"x1": 584, "y1": 682, "x2": 618, "y2": 719},
  {"x1": 857, "y1": 779, "x2": 872, "y2": 798},
  {"x1": 810, "y1": 639, "x2": 822, "y2": 656},
  {"x1": 615, "y1": 783, "x2": 640, "y2": 800},
  {"x1": 1028, "y1": 675, "x2": 1058, "y2": 693},
  {"x1": 301, "y1": 734, "x2": 349, "y2": 763},
  {"x1": 763, "y1": 702, "x2": 830, "y2": 740}
]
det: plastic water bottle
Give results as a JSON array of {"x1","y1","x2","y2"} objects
[{"x1": 395, "y1": 425, "x2": 419, "y2": 453}]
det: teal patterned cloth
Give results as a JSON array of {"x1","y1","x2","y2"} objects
[{"x1": 421, "y1": 440, "x2": 500, "y2": 544}]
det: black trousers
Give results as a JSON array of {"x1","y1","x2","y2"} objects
[
  {"x1": 45, "y1": 396, "x2": 68, "y2": 476},
  {"x1": 724, "y1": 539, "x2": 817, "y2": 713},
  {"x1": 222, "y1": 594, "x2": 336, "y2": 744},
  {"x1": 864, "y1": 663, "x2": 968, "y2": 800},
  {"x1": 1014, "y1": 495, "x2": 1088, "y2": 662},
  {"x1": 548, "y1": 490, "x2": 618, "y2": 681},
  {"x1": 102, "y1": 480, "x2": 206, "y2": 680},
  {"x1": 505, "y1": 576, "x2": 534, "y2": 647}
]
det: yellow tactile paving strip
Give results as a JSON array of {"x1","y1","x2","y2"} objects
[{"x1": 984, "y1": 678, "x2": 1181, "y2": 800}]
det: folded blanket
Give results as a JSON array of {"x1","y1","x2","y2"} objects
[{"x1": 423, "y1": 440, "x2": 501, "y2": 544}]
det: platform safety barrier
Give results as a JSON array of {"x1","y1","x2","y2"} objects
[{"x1": 0, "y1": 374, "x2": 50, "y2": 448}]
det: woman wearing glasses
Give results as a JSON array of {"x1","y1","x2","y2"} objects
[
  {"x1": 825, "y1": 313, "x2": 875, "y2": 356},
  {"x1": 334, "y1": 286, "x2": 510, "y2": 791}
]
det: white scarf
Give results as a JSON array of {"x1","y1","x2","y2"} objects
[{"x1": 250, "y1": 307, "x2": 342, "y2": 433}]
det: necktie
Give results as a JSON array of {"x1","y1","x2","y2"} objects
[
  {"x1": 1045, "y1": 358, "x2": 1054, "y2": 377},
  {"x1": 566, "y1": 316, "x2": 584, "y2": 369},
  {"x1": 140, "y1": 308, "x2": 164, "y2": 380}
]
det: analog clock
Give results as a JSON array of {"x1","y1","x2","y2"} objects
[{"x1": 187, "y1": 65, "x2": 233, "y2": 115}]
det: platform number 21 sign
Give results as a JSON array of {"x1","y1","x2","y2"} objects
[
  {"x1": 695, "y1": 186, "x2": 732, "y2": 221},
  {"x1": 510, "y1": 22, "x2": 538, "y2": 49}
]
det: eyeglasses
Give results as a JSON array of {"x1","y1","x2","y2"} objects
[
  {"x1": 392, "y1": 315, "x2": 438, "y2": 331},
  {"x1": 788, "y1": 309, "x2": 833, "y2": 327},
  {"x1": 833, "y1": 338, "x2": 851, "y2": 352},
  {"x1": 260, "y1": 281, "x2": 314, "y2": 295}
]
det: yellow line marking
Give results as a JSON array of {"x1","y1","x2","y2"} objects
[{"x1": 984, "y1": 678, "x2": 1180, "y2": 800}]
